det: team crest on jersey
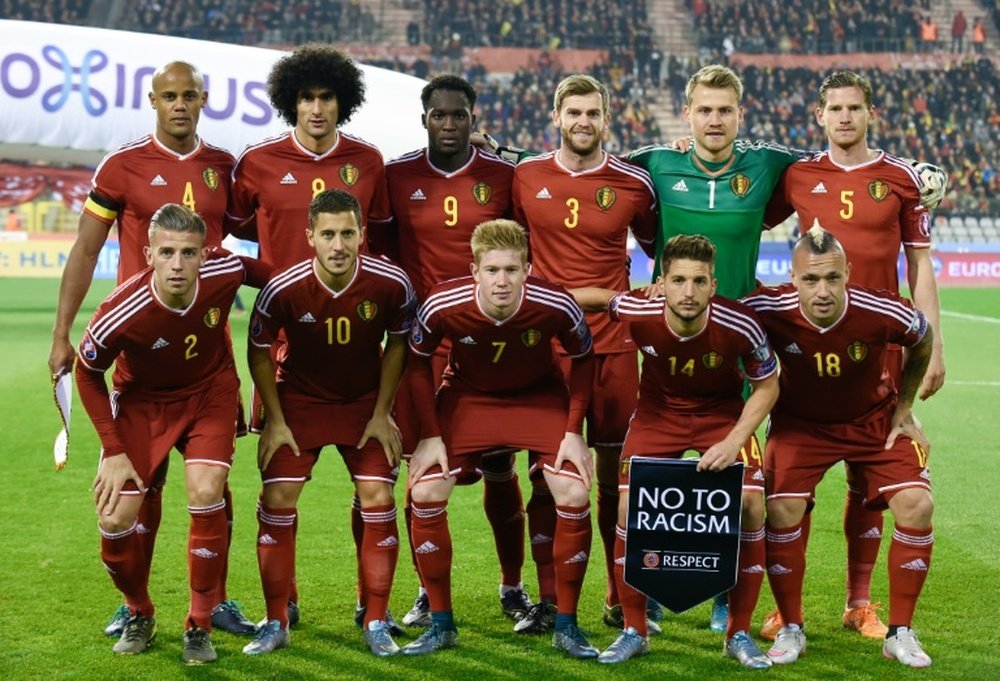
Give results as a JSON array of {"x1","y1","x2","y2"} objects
[
  {"x1": 202, "y1": 167, "x2": 220, "y2": 191},
  {"x1": 847, "y1": 340, "x2": 868, "y2": 362},
  {"x1": 340, "y1": 163, "x2": 359, "y2": 187},
  {"x1": 204, "y1": 307, "x2": 221, "y2": 328},
  {"x1": 595, "y1": 185, "x2": 617, "y2": 211},
  {"x1": 357, "y1": 300, "x2": 378, "y2": 321},
  {"x1": 868, "y1": 179, "x2": 890, "y2": 202},
  {"x1": 730, "y1": 173, "x2": 751, "y2": 197},
  {"x1": 522, "y1": 328, "x2": 542, "y2": 348},
  {"x1": 702, "y1": 351, "x2": 724, "y2": 369},
  {"x1": 472, "y1": 181, "x2": 492, "y2": 205}
]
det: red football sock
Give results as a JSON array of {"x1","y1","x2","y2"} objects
[
  {"x1": 526, "y1": 480, "x2": 557, "y2": 602},
  {"x1": 765, "y1": 521, "x2": 805, "y2": 625},
  {"x1": 351, "y1": 495, "x2": 366, "y2": 606},
  {"x1": 136, "y1": 483, "x2": 163, "y2": 577},
  {"x1": 289, "y1": 511, "x2": 299, "y2": 605},
  {"x1": 887, "y1": 524, "x2": 933, "y2": 627},
  {"x1": 410, "y1": 500, "x2": 452, "y2": 611},
  {"x1": 728, "y1": 526, "x2": 766, "y2": 638},
  {"x1": 187, "y1": 500, "x2": 229, "y2": 631},
  {"x1": 597, "y1": 485, "x2": 620, "y2": 606},
  {"x1": 100, "y1": 520, "x2": 154, "y2": 616},
  {"x1": 613, "y1": 524, "x2": 648, "y2": 636},
  {"x1": 482, "y1": 454, "x2": 525, "y2": 587},
  {"x1": 844, "y1": 489, "x2": 883, "y2": 605},
  {"x1": 256, "y1": 503, "x2": 296, "y2": 627},
  {"x1": 403, "y1": 489, "x2": 423, "y2": 586},
  {"x1": 553, "y1": 503, "x2": 591, "y2": 617},
  {"x1": 800, "y1": 511, "x2": 812, "y2": 552},
  {"x1": 360, "y1": 503, "x2": 399, "y2": 625},
  {"x1": 218, "y1": 483, "x2": 234, "y2": 603}
]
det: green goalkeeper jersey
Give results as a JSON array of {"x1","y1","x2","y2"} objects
[{"x1": 628, "y1": 140, "x2": 798, "y2": 299}]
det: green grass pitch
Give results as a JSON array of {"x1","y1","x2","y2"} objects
[{"x1": 1, "y1": 279, "x2": 997, "y2": 680}]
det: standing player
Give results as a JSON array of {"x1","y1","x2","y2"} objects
[
  {"x1": 47, "y1": 61, "x2": 254, "y2": 637},
  {"x1": 385, "y1": 75, "x2": 530, "y2": 628},
  {"x1": 571, "y1": 235, "x2": 779, "y2": 667},
  {"x1": 402, "y1": 220, "x2": 600, "y2": 659},
  {"x1": 761, "y1": 70, "x2": 946, "y2": 640},
  {"x1": 243, "y1": 190, "x2": 414, "y2": 657},
  {"x1": 228, "y1": 44, "x2": 392, "y2": 626},
  {"x1": 744, "y1": 226, "x2": 935, "y2": 668},
  {"x1": 76, "y1": 204, "x2": 270, "y2": 664},
  {"x1": 511, "y1": 74, "x2": 657, "y2": 632}
]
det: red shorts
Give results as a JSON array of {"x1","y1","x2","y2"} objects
[
  {"x1": 765, "y1": 409, "x2": 931, "y2": 511},
  {"x1": 396, "y1": 347, "x2": 449, "y2": 456},
  {"x1": 558, "y1": 351, "x2": 638, "y2": 448},
  {"x1": 114, "y1": 369, "x2": 239, "y2": 493},
  {"x1": 261, "y1": 387, "x2": 398, "y2": 485},
  {"x1": 620, "y1": 407, "x2": 764, "y2": 492},
  {"x1": 415, "y1": 380, "x2": 582, "y2": 484}
]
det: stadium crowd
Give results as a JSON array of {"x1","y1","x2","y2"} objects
[{"x1": 690, "y1": 0, "x2": 925, "y2": 55}]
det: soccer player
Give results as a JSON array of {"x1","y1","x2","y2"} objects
[
  {"x1": 402, "y1": 219, "x2": 599, "y2": 659},
  {"x1": 47, "y1": 61, "x2": 255, "y2": 637},
  {"x1": 743, "y1": 226, "x2": 935, "y2": 668},
  {"x1": 570, "y1": 234, "x2": 779, "y2": 667},
  {"x1": 385, "y1": 75, "x2": 530, "y2": 628},
  {"x1": 511, "y1": 74, "x2": 658, "y2": 633},
  {"x1": 243, "y1": 190, "x2": 414, "y2": 657},
  {"x1": 227, "y1": 44, "x2": 392, "y2": 626},
  {"x1": 76, "y1": 204, "x2": 270, "y2": 664},
  {"x1": 761, "y1": 70, "x2": 946, "y2": 640}
]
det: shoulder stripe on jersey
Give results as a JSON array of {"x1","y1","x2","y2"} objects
[
  {"x1": 629, "y1": 143, "x2": 682, "y2": 158},
  {"x1": 91, "y1": 136, "x2": 152, "y2": 179},
  {"x1": 386, "y1": 148, "x2": 425, "y2": 166},
  {"x1": 850, "y1": 289, "x2": 917, "y2": 326},
  {"x1": 883, "y1": 154, "x2": 922, "y2": 188},
  {"x1": 418, "y1": 284, "x2": 475, "y2": 324},
  {"x1": 200, "y1": 253, "x2": 243, "y2": 277},
  {"x1": 712, "y1": 303, "x2": 768, "y2": 347},
  {"x1": 518, "y1": 150, "x2": 557, "y2": 166},
  {"x1": 339, "y1": 131, "x2": 384, "y2": 156},
  {"x1": 256, "y1": 261, "x2": 312, "y2": 313},
  {"x1": 606, "y1": 156, "x2": 657, "y2": 196},
  {"x1": 88, "y1": 289, "x2": 154, "y2": 345},
  {"x1": 742, "y1": 291, "x2": 799, "y2": 312},
  {"x1": 735, "y1": 138, "x2": 798, "y2": 156},
  {"x1": 525, "y1": 286, "x2": 585, "y2": 325},
  {"x1": 234, "y1": 133, "x2": 289, "y2": 165},
  {"x1": 360, "y1": 256, "x2": 417, "y2": 305},
  {"x1": 479, "y1": 150, "x2": 516, "y2": 168},
  {"x1": 615, "y1": 295, "x2": 663, "y2": 317}
]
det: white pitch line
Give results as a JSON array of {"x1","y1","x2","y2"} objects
[
  {"x1": 949, "y1": 381, "x2": 1000, "y2": 387},
  {"x1": 941, "y1": 310, "x2": 1000, "y2": 324}
]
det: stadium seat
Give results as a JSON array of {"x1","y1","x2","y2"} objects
[{"x1": 964, "y1": 216, "x2": 979, "y2": 228}]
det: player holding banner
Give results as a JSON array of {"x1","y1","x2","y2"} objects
[{"x1": 571, "y1": 234, "x2": 779, "y2": 666}]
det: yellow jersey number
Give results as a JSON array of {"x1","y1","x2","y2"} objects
[{"x1": 325, "y1": 317, "x2": 351, "y2": 345}]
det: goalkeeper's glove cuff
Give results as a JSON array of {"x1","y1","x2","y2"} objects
[{"x1": 483, "y1": 133, "x2": 526, "y2": 164}]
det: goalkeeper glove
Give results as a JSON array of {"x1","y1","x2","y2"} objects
[{"x1": 906, "y1": 159, "x2": 948, "y2": 210}]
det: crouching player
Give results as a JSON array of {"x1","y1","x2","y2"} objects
[
  {"x1": 571, "y1": 234, "x2": 779, "y2": 667},
  {"x1": 744, "y1": 225, "x2": 935, "y2": 668},
  {"x1": 243, "y1": 190, "x2": 415, "y2": 657},
  {"x1": 403, "y1": 219, "x2": 600, "y2": 659},
  {"x1": 78, "y1": 204, "x2": 271, "y2": 664}
]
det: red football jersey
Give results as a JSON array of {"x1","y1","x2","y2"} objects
[
  {"x1": 743, "y1": 283, "x2": 928, "y2": 424},
  {"x1": 77, "y1": 250, "x2": 269, "y2": 400},
  {"x1": 410, "y1": 275, "x2": 593, "y2": 393},
  {"x1": 386, "y1": 147, "x2": 515, "y2": 300},
  {"x1": 228, "y1": 131, "x2": 391, "y2": 269},
  {"x1": 250, "y1": 254, "x2": 415, "y2": 402},
  {"x1": 512, "y1": 151, "x2": 657, "y2": 353},
  {"x1": 83, "y1": 134, "x2": 234, "y2": 281},
  {"x1": 610, "y1": 291, "x2": 777, "y2": 413},
  {"x1": 768, "y1": 151, "x2": 930, "y2": 292}
]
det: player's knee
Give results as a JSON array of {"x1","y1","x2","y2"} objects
[
  {"x1": 552, "y1": 479, "x2": 589, "y2": 507},
  {"x1": 410, "y1": 478, "x2": 451, "y2": 504},
  {"x1": 889, "y1": 488, "x2": 934, "y2": 527},
  {"x1": 356, "y1": 482, "x2": 394, "y2": 507},
  {"x1": 765, "y1": 497, "x2": 806, "y2": 528},
  {"x1": 99, "y1": 512, "x2": 138, "y2": 535},
  {"x1": 741, "y1": 492, "x2": 764, "y2": 529},
  {"x1": 186, "y1": 478, "x2": 226, "y2": 507}
]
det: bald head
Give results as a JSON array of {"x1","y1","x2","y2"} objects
[{"x1": 152, "y1": 61, "x2": 203, "y2": 90}]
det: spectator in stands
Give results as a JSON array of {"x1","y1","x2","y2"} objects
[
  {"x1": 921, "y1": 15, "x2": 938, "y2": 52},
  {"x1": 973, "y1": 17, "x2": 986, "y2": 53},
  {"x1": 951, "y1": 10, "x2": 967, "y2": 53}
]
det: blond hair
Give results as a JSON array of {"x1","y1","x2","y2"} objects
[
  {"x1": 471, "y1": 219, "x2": 528, "y2": 264},
  {"x1": 685, "y1": 64, "x2": 744, "y2": 104},
  {"x1": 553, "y1": 74, "x2": 610, "y2": 116}
]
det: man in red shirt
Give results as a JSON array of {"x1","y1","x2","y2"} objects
[
  {"x1": 744, "y1": 226, "x2": 935, "y2": 669},
  {"x1": 228, "y1": 45, "x2": 393, "y2": 626},
  {"x1": 571, "y1": 234, "x2": 779, "y2": 667},
  {"x1": 48, "y1": 61, "x2": 254, "y2": 638},
  {"x1": 76, "y1": 204, "x2": 270, "y2": 664},
  {"x1": 385, "y1": 75, "x2": 531, "y2": 628},
  {"x1": 764, "y1": 70, "x2": 944, "y2": 641},
  {"x1": 243, "y1": 190, "x2": 414, "y2": 657},
  {"x1": 511, "y1": 74, "x2": 657, "y2": 632},
  {"x1": 402, "y1": 220, "x2": 600, "y2": 659}
]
